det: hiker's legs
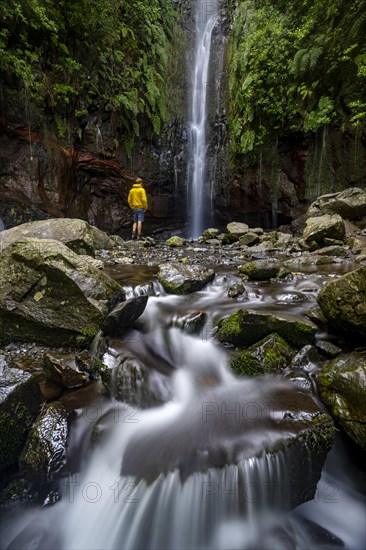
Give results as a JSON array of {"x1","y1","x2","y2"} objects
[
  {"x1": 132, "y1": 221, "x2": 137, "y2": 238},
  {"x1": 137, "y1": 221, "x2": 143, "y2": 238}
]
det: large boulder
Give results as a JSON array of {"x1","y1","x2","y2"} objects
[
  {"x1": 303, "y1": 214, "x2": 345, "y2": 249},
  {"x1": 0, "y1": 238, "x2": 125, "y2": 347},
  {"x1": 306, "y1": 188, "x2": 366, "y2": 220},
  {"x1": 316, "y1": 351, "x2": 366, "y2": 450},
  {"x1": 216, "y1": 309, "x2": 317, "y2": 349},
  {"x1": 0, "y1": 218, "x2": 116, "y2": 256},
  {"x1": 317, "y1": 266, "x2": 366, "y2": 341},
  {"x1": 157, "y1": 263, "x2": 215, "y2": 294},
  {"x1": 0, "y1": 357, "x2": 44, "y2": 471}
]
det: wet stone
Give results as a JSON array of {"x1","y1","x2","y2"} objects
[
  {"x1": 228, "y1": 283, "x2": 248, "y2": 299},
  {"x1": 316, "y1": 340, "x2": 342, "y2": 359},
  {"x1": 19, "y1": 401, "x2": 69, "y2": 481}
]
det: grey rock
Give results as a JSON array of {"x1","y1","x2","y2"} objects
[
  {"x1": 0, "y1": 218, "x2": 116, "y2": 256},
  {"x1": 157, "y1": 263, "x2": 215, "y2": 294},
  {"x1": 306, "y1": 187, "x2": 366, "y2": 220},
  {"x1": 102, "y1": 295, "x2": 149, "y2": 337},
  {"x1": 303, "y1": 214, "x2": 345, "y2": 249},
  {"x1": 0, "y1": 238, "x2": 125, "y2": 347}
]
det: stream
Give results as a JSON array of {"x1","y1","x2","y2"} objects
[{"x1": 1, "y1": 266, "x2": 365, "y2": 550}]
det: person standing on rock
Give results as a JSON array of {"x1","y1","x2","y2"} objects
[{"x1": 128, "y1": 177, "x2": 148, "y2": 240}]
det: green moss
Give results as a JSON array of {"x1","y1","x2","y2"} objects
[
  {"x1": 157, "y1": 276, "x2": 182, "y2": 295},
  {"x1": 230, "y1": 333, "x2": 295, "y2": 376},
  {"x1": 231, "y1": 352, "x2": 262, "y2": 376},
  {"x1": 216, "y1": 311, "x2": 243, "y2": 344}
]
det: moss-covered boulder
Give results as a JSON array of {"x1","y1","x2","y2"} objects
[
  {"x1": 316, "y1": 351, "x2": 366, "y2": 450},
  {"x1": 230, "y1": 333, "x2": 295, "y2": 376},
  {"x1": 0, "y1": 359, "x2": 44, "y2": 471},
  {"x1": 165, "y1": 236, "x2": 185, "y2": 247},
  {"x1": 19, "y1": 402, "x2": 69, "y2": 481},
  {"x1": 216, "y1": 309, "x2": 317, "y2": 349},
  {"x1": 0, "y1": 238, "x2": 125, "y2": 347},
  {"x1": 303, "y1": 214, "x2": 345, "y2": 249},
  {"x1": 201, "y1": 228, "x2": 220, "y2": 240},
  {"x1": 157, "y1": 263, "x2": 215, "y2": 294},
  {"x1": 239, "y1": 259, "x2": 281, "y2": 280},
  {"x1": 317, "y1": 266, "x2": 366, "y2": 341},
  {"x1": 238, "y1": 232, "x2": 260, "y2": 247},
  {"x1": 306, "y1": 187, "x2": 366, "y2": 220},
  {"x1": 0, "y1": 218, "x2": 116, "y2": 256}
]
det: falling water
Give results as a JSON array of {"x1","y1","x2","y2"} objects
[
  {"x1": 96, "y1": 125, "x2": 105, "y2": 157},
  {"x1": 188, "y1": 0, "x2": 218, "y2": 238}
]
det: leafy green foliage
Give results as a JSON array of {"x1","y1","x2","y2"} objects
[
  {"x1": 229, "y1": 0, "x2": 366, "y2": 159},
  {"x1": 0, "y1": 0, "x2": 175, "y2": 153}
]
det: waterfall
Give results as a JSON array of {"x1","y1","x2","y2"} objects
[{"x1": 188, "y1": 0, "x2": 218, "y2": 239}]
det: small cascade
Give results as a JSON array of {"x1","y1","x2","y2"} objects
[
  {"x1": 188, "y1": 0, "x2": 219, "y2": 238},
  {"x1": 61, "y1": 453, "x2": 290, "y2": 550},
  {"x1": 24, "y1": 84, "x2": 33, "y2": 162},
  {"x1": 95, "y1": 125, "x2": 106, "y2": 157}
]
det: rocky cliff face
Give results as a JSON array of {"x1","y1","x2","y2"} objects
[{"x1": 215, "y1": 129, "x2": 366, "y2": 229}]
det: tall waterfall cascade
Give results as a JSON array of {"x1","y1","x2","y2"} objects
[{"x1": 188, "y1": 0, "x2": 219, "y2": 238}]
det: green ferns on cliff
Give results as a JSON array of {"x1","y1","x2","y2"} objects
[
  {"x1": 229, "y1": 0, "x2": 366, "y2": 159},
  {"x1": 0, "y1": 0, "x2": 175, "y2": 154}
]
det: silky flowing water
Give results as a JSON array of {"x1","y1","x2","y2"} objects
[{"x1": 1, "y1": 267, "x2": 365, "y2": 550}]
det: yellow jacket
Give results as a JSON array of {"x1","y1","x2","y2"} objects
[{"x1": 128, "y1": 183, "x2": 148, "y2": 210}]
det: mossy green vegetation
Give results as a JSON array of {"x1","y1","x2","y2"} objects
[
  {"x1": 228, "y1": 0, "x2": 366, "y2": 161},
  {"x1": 230, "y1": 333, "x2": 295, "y2": 376},
  {"x1": 0, "y1": 0, "x2": 176, "y2": 154}
]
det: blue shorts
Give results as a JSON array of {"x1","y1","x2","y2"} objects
[{"x1": 133, "y1": 208, "x2": 145, "y2": 222}]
